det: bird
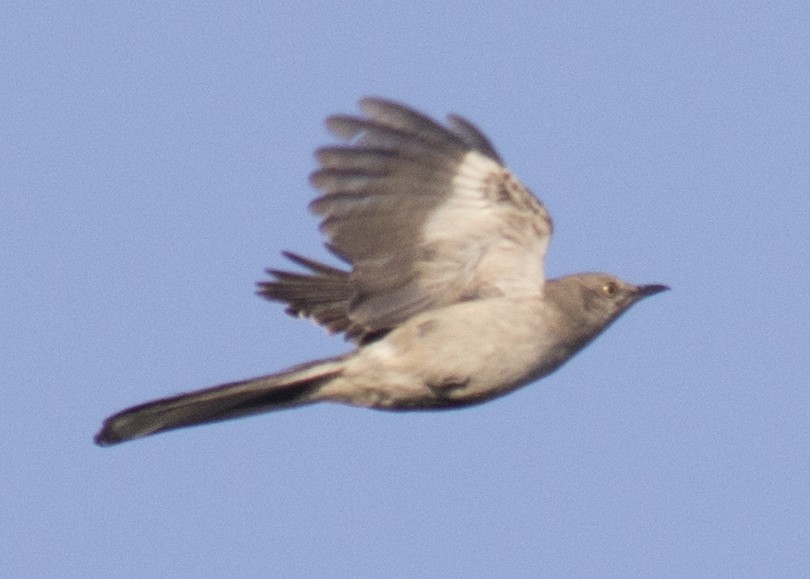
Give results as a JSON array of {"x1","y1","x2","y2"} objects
[{"x1": 94, "y1": 98, "x2": 668, "y2": 446}]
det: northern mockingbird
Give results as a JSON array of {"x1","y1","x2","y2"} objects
[{"x1": 95, "y1": 98, "x2": 667, "y2": 446}]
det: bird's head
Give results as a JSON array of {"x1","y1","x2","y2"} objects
[{"x1": 545, "y1": 273, "x2": 668, "y2": 344}]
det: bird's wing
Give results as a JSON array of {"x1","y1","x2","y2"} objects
[
  {"x1": 307, "y1": 98, "x2": 553, "y2": 334},
  {"x1": 258, "y1": 252, "x2": 359, "y2": 339}
]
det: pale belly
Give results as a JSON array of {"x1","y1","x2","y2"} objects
[{"x1": 326, "y1": 296, "x2": 573, "y2": 409}]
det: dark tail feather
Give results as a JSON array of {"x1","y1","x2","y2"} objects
[{"x1": 94, "y1": 357, "x2": 343, "y2": 446}]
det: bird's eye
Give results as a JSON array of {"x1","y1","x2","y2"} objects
[{"x1": 602, "y1": 282, "x2": 618, "y2": 297}]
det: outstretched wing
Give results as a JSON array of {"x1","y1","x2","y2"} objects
[
  {"x1": 259, "y1": 252, "x2": 357, "y2": 338},
  {"x1": 270, "y1": 98, "x2": 553, "y2": 337}
]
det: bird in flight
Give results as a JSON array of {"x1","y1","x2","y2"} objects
[{"x1": 95, "y1": 98, "x2": 667, "y2": 446}]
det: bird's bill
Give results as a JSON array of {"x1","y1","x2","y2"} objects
[{"x1": 636, "y1": 284, "x2": 670, "y2": 298}]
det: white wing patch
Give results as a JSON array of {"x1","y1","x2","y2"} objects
[{"x1": 423, "y1": 150, "x2": 552, "y2": 299}]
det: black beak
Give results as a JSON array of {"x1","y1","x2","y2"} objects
[{"x1": 636, "y1": 284, "x2": 670, "y2": 298}]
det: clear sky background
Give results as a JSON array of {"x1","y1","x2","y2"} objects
[{"x1": 3, "y1": 2, "x2": 809, "y2": 577}]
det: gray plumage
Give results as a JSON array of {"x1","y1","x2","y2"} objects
[{"x1": 95, "y1": 98, "x2": 667, "y2": 446}]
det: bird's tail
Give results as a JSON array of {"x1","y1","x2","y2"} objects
[{"x1": 94, "y1": 357, "x2": 344, "y2": 446}]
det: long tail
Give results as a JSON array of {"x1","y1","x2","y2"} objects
[{"x1": 94, "y1": 357, "x2": 344, "y2": 446}]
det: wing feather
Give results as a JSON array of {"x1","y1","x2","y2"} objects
[{"x1": 263, "y1": 98, "x2": 553, "y2": 338}]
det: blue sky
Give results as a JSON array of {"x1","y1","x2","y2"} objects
[{"x1": 3, "y1": 2, "x2": 809, "y2": 577}]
